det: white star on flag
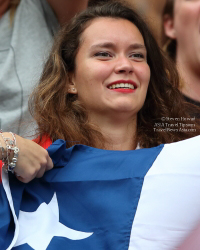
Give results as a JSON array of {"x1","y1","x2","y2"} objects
[{"x1": 15, "y1": 192, "x2": 93, "y2": 250}]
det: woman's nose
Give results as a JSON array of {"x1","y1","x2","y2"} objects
[{"x1": 114, "y1": 56, "x2": 134, "y2": 74}]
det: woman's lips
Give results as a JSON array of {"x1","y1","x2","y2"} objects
[
  {"x1": 109, "y1": 88, "x2": 135, "y2": 93},
  {"x1": 107, "y1": 80, "x2": 137, "y2": 90}
]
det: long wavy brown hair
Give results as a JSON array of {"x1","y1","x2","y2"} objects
[{"x1": 30, "y1": 1, "x2": 200, "y2": 149}]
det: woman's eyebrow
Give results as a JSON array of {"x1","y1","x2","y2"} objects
[
  {"x1": 90, "y1": 42, "x2": 115, "y2": 50},
  {"x1": 128, "y1": 44, "x2": 146, "y2": 50},
  {"x1": 90, "y1": 42, "x2": 146, "y2": 50}
]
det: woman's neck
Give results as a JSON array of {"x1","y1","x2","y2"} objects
[{"x1": 90, "y1": 114, "x2": 137, "y2": 151}]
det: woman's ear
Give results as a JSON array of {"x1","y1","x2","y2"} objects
[
  {"x1": 163, "y1": 14, "x2": 176, "y2": 39},
  {"x1": 67, "y1": 73, "x2": 78, "y2": 94}
]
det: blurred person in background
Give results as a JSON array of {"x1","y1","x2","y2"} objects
[
  {"x1": 125, "y1": 0, "x2": 166, "y2": 45},
  {"x1": 0, "y1": 0, "x2": 88, "y2": 137},
  {"x1": 162, "y1": 0, "x2": 200, "y2": 113}
]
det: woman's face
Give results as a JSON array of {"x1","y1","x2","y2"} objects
[
  {"x1": 165, "y1": 0, "x2": 200, "y2": 70},
  {"x1": 69, "y1": 18, "x2": 150, "y2": 120}
]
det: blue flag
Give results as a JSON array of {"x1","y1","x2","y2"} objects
[{"x1": 1, "y1": 136, "x2": 200, "y2": 250}]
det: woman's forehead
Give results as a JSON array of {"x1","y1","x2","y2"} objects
[{"x1": 80, "y1": 17, "x2": 145, "y2": 46}]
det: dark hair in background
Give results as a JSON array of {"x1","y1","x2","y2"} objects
[
  {"x1": 162, "y1": 0, "x2": 176, "y2": 61},
  {"x1": 30, "y1": 1, "x2": 200, "y2": 149}
]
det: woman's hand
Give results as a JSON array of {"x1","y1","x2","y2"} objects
[
  {"x1": 14, "y1": 134, "x2": 53, "y2": 183},
  {"x1": 1, "y1": 133, "x2": 53, "y2": 183}
]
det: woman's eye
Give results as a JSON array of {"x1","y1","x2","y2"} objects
[
  {"x1": 94, "y1": 52, "x2": 112, "y2": 57},
  {"x1": 130, "y1": 53, "x2": 145, "y2": 60}
]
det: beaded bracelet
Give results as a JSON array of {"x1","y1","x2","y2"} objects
[
  {"x1": 0, "y1": 131, "x2": 19, "y2": 173},
  {"x1": 0, "y1": 139, "x2": 6, "y2": 163}
]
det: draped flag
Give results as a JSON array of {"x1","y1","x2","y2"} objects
[{"x1": 1, "y1": 136, "x2": 200, "y2": 250}]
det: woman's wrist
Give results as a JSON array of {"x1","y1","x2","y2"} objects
[
  {"x1": 0, "y1": 131, "x2": 19, "y2": 173},
  {"x1": 0, "y1": 132, "x2": 9, "y2": 160}
]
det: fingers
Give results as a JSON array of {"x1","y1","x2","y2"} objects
[
  {"x1": 16, "y1": 158, "x2": 52, "y2": 182},
  {"x1": 15, "y1": 175, "x2": 30, "y2": 184},
  {"x1": 35, "y1": 152, "x2": 54, "y2": 178},
  {"x1": 36, "y1": 165, "x2": 46, "y2": 178},
  {"x1": 46, "y1": 155, "x2": 54, "y2": 171},
  {"x1": 15, "y1": 172, "x2": 37, "y2": 183},
  {"x1": 15, "y1": 150, "x2": 53, "y2": 182},
  {"x1": 11, "y1": 135, "x2": 54, "y2": 183}
]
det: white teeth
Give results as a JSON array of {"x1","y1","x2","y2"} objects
[{"x1": 108, "y1": 83, "x2": 135, "y2": 90}]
